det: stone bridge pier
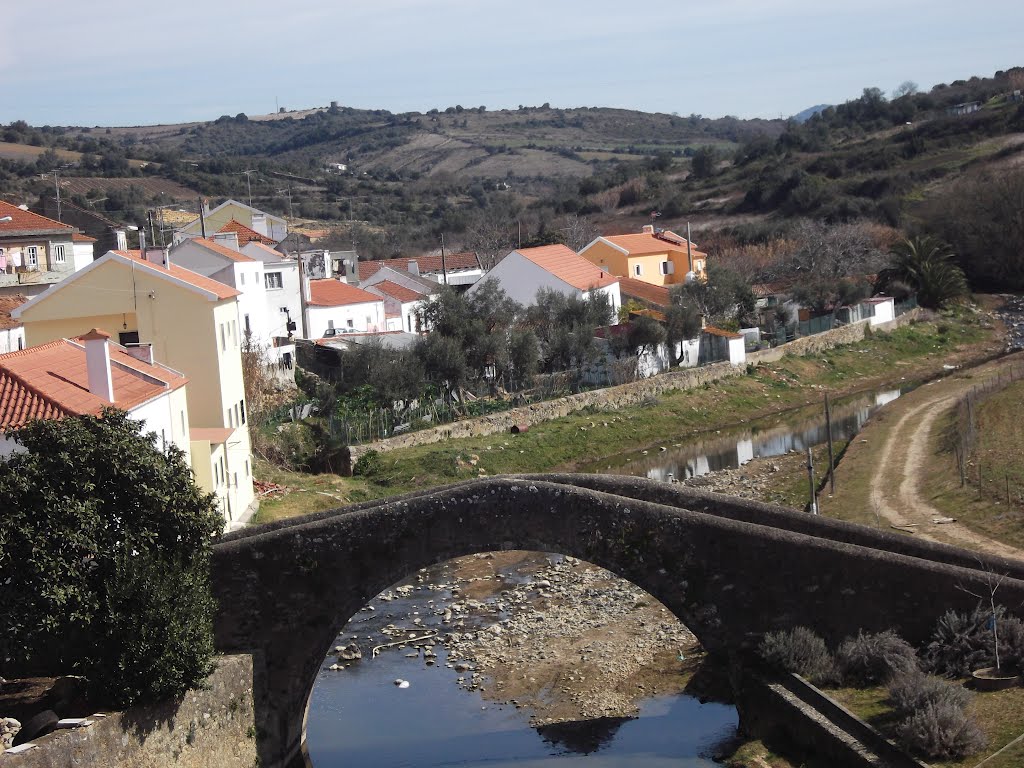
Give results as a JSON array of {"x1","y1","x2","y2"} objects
[{"x1": 211, "y1": 474, "x2": 1024, "y2": 768}]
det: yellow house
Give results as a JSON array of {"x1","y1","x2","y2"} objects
[
  {"x1": 12, "y1": 248, "x2": 257, "y2": 528},
  {"x1": 579, "y1": 225, "x2": 708, "y2": 287},
  {"x1": 177, "y1": 199, "x2": 287, "y2": 244}
]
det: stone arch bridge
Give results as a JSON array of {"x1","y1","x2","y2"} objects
[{"x1": 212, "y1": 474, "x2": 1024, "y2": 768}]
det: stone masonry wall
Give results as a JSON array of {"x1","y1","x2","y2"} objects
[
  {"x1": 348, "y1": 309, "x2": 925, "y2": 464},
  {"x1": 3, "y1": 655, "x2": 256, "y2": 768}
]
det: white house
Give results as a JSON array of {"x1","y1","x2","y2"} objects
[
  {"x1": 71, "y1": 233, "x2": 97, "y2": 272},
  {"x1": 470, "y1": 244, "x2": 621, "y2": 318},
  {"x1": 0, "y1": 295, "x2": 26, "y2": 354},
  {"x1": 306, "y1": 280, "x2": 386, "y2": 339},
  {"x1": 241, "y1": 241, "x2": 302, "y2": 360},
  {"x1": 0, "y1": 329, "x2": 191, "y2": 460},
  {"x1": 365, "y1": 280, "x2": 432, "y2": 333},
  {"x1": 357, "y1": 252, "x2": 483, "y2": 289}
]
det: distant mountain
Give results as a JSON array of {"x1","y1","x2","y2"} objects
[{"x1": 791, "y1": 104, "x2": 831, "y2": 123}]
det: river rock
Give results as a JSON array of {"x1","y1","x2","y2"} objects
[{"x1": 1, "y1": 718, "x2": 21, "y2": 751}]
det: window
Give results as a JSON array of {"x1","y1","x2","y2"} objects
[
  {"x1": 52, "y1": 244, "x2": 66, "y2": 264},
  {"x1": 234, "y1": 403, "x2": 240, "y2": 427},
  {"x1": 26, "y1": 246, "x2": 38, "y2": 268},
  {"x1": 244, "y1": 314, "x2": 251, "y2": 335},
  {"x1": 265, "y1": 272, "x2": 283, "y2": 289},
  {"x1": 240, "y1": 399, "x2": 246, "y2": 425},
  {"x1": 181, "y1": 411, "x2": 186, "y2": 434},
  {"x1": 119, "y1": 331, "x2": 140, "y2": 345},
  {"x1": 240, "y1": 272, "x2": 245, "y2": 285},
  {"x1": 660, "y1": 261, "x2": 673, "y2": 276},
  {"x1": 220, "y1": 323, "x2": 227, "y2": 351},
  {"x1": 245, "y1": 460, "x2": 250, "y2": 477},
  {"x1": 695, "y1": 260, "x2": 705, "y2": 272},
  {"x1": 633, "y1": 263, "x2": 643, "y2": 277},
  {"x1": 227, "y1": 407, "x2": 233, "y2": 427},
  {"x1": 346, "y1": 318, "x2": 354, "y2": 329}
]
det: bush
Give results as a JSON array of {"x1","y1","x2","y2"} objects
[
  {"x1": 758, "y1": 627, "x2": 834, "y2": 683},
  {"x1": 0, "y1": 411, "x2": 222, "y2": 707},
  {"x1": 895, "y1": 703, "x2": 987, "y2": 760},
  {"x1": 922, "y1": 606, "x2": 1024, "y2": 676},
  {"x1": 835, "y1": 630, "x2": 919, "y2": 686},
  {"x1": 889, "y1": 672, "x2": 972, "y2": 715},
  {"x1": 353, "y1": 449, "x2": 384, "y2": 477}
]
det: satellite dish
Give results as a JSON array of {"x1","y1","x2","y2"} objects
[{"x1": 684, "y1": 271, "x2": 697, "y2": 283}]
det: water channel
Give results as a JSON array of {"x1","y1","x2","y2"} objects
[{"x1": 303, "y1": 383, "x2": 912, "y2": 767}]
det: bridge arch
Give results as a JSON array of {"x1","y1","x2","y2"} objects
[{"x1": 212, "y1": 475, "x2": 1024, "y2": 768}]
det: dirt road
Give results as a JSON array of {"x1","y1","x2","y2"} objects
[{"x1": 823, "y1": 353, "x2": 1024, "y2": 560}]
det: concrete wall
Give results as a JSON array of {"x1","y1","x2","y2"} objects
[{"x1": 5, "y1": 654, "x2": 256, "y2": 768}]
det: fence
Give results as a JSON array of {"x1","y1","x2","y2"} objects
[{"x1": 948, "y1": 362, "x2": 1024, "y2": 505}]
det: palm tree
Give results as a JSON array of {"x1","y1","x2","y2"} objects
[{"x1": 878, "y1": 235, "x2": 968, "y2": 309}]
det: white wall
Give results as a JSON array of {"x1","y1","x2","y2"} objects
[
  {"x1": 0, "y1": 326, "x2": 24, "y2": 354},
  {"x1": 72, "y1": 242, "x2": 94, "y2": 272},
  {"x1": 868, "y1": 298, "x2": 896, "y2": 325},
  {"x1": 130, "y1": 391, "x2": 190, "y2": 462},
  {"x1": 307, "y1": 300, "x2": 386, "y2": 339}
]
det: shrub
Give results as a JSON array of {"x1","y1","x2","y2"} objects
[
  {"x1": 758, "y1": 627, "x2": 834, "y2": 683},
  {"x1": 889, "y1": 672, "x2": 972, "y2": 715},
  {"x1": 353, "y1": 449, "x2": 383, "y2": 477},
  {"x1": 0, "y1": 411, "x2": 222, "y2": 707},
  {"x1": 895, "y1": 703, "x2": 987, "y2": 760},
  {"x1": 835, "y1": 630, "x2": 919, "y2": 686},
  {"x1": 922, "y1": 606, "x2": 1024, "y2": 676}
]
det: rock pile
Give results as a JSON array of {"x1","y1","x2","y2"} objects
[{"x1": 1, "y1": 718, "x2": 21, "y2": 752}]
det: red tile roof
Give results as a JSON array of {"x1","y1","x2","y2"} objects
[
  {"x1": 0, "y1": 336, "x2": 187, "y2": 431},
  {"x1": 357, "y1": 252, "x2": 480, "y2": 281},
  {"x1": 308, "y1": 280, "x2": 383, "y2": 307},
  {"x1": 703, "y1": 325, "x2": 743, "y2": 339},
  {"x1": 617, "y1": 277, "x2": 671, "y2": 308},
  {"x1": 0, "y1": 200, "x2": 74, "y2": 235},
  {"x1": 184, "y1": 237, "x2": 256, "y2": 263},
  {"x1": 218, "y1": 219, "x2": 277, "y2": 246},
  {"x1": 514, "y1": 244, "x2": 619, "y2": 291},
  {"x1": 599, "y1": 230, "x2": 707, "y2": 260},
  {"x1": 72, "y1": 232, "x2": 97, "y2": 243},
  {"x1": 370, "y1": 280, "x2": 423, "y2": 303},
  {"x1": 112, "y1": 250, "x2": 241, "y2": 300},
  {"x1": 0, "y1": 295, "x2": 28, "y2": 331}
]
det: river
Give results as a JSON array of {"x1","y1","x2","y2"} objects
[{"x1": 303, "y1": 384, "x2": 915, "y2": 767}]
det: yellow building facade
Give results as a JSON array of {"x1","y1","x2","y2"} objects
[
  {"x1": 14, "y1": 250, "x2": 257, "y2": 527},
  {"x1": 579, "y1": 226, "x2": 708, "y2": 288}
]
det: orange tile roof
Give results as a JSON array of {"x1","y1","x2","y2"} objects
[
  {"x1": 703, "y1": 325, "x2": 743, "y2": 339},
  {"x1": 370, "y1": 280, "x2": 423, "y2": 303},
  {"x1": 600, "y1": 230, "x2": 708, "y2": 260},
  {"x1": 112, "y1": 250, "x2": 241, "y2": 300},
  {"x1": 184, "y1": 237, "x2": 256, "y2": 263},
  {"x1": 617, "y1": 277, "x2": 671, "y2": 308},
  {"x1": 72, "y1": 232, "x2": 97, "y2": 243},
  {"x1": 218, "y1": 219, "x2": 277, "y2": 246},
  {"x1": 514, "y1": 244, "x2": 619, "y2": 291},
  {"x1": 0, "y1": 336, "x2": 187, "y2": 431},
  {"x1": 0, "y1": 295, "x2": 28, "y2": 331},
  {"x1": 0, "y1": 200, "x2": 74, "y2": 235},
  {"x1": 240, "y1": 241, "x2": 286, "y2": 260},
  {"x1": 308, "y1": 279, "x2": 383, "y2": 307},
  {"x1": 357, "y1": 252, "x2": 480, "y2": 281}
]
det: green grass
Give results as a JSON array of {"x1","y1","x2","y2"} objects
[{"x1": 255, "y1": 317, "x2": 997, "y2": 521}]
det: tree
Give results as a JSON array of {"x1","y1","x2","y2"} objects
[
  {"x1": 0, "y1": 410, "x2": 222, "y2": 707},
  {"x1": 690, "y1": 145, "x2": 717, "y2": 179},
  {"x1": 664, "y1": 292, "x2": 703, "y2": 365},
  {"x1": 892, "y1": 80, "x2": 919, "y2": 99},
  {"x1": 877, "y1": 235, "x2": 968, "y2": 309},
  {"x1": 680, "y1": 264, "x2": 756, "y2": 328}
]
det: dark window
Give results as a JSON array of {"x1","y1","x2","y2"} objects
[{"x1": 119, "y1": 331, "x2": 140, "y2": 345}]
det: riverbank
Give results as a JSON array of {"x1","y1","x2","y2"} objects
[{"x1": 255, "y1": 310, "x2": 1001, "y2": 522}]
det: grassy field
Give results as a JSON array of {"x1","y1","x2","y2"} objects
[
  {"x1": 253, "y1": 316, "x2": 996, "y2": 524},
  {"x1": 829, "y1": 683, "x2": 1024, "y2": 768}
]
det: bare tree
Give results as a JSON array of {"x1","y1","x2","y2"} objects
[
  {"x1": 560, "y1": 214, "x2": 600, "y2": 253},
  {"x1": 892, "y1": 80, "x2": 920, "y2": 99}
]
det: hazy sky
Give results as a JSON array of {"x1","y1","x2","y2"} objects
[{"x1": 2, "y1": 0, "x2": 1021, "y2": 126}]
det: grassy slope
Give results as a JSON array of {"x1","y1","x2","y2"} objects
[{"x1": 254, "y1": 316, "x2": 996, "y2": 523}]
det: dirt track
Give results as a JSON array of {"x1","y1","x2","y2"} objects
[{"x1": 827, "y1": 354, "x2": 1024, "y2": 560}]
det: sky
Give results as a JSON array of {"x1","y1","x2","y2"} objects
[{"x1": 2, "y1": 0, "x2": 1022, "y2": 127}]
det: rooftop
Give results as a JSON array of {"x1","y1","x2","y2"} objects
[
  {"x1": 596, "y1": 230, "x2": 707, "y2": 260},
  {"x1": 308, "y1": 279, "x2": 383, "y2": 307},
  {"x1": 218, "y1": 219, "x2": 278, "y2": 246},
  {"x1": 617, "y1": 276, "x2": 671, "y2": 308},
  {"x1": 514, "y1": 244, "x2": 619, "y2": 291},
  {"x1": 0, "y1": 335, "x2": 187, "y2": 431},
  {"x1": 357, "y1": 252, "x2": 480, "y2": 282},
  {"x1": 111, "y1": 250, "x2": 241, "y2": 300},
  {"x1": 0, "y1": 295, "x2": 28, "y2": 330},
  {"x1": 178, "y1": 236, "x2": 256, "y2": 263},
  {"x1": 0, "y1": 201, "x2": 74, "y2": 236},
  {"x1": 368, "y1": 280, "x2": 426, "y2": 303}
]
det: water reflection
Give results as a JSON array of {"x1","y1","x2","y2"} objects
[{"x1": 592, "y1": 388, "x2": 905, "y2": 482}]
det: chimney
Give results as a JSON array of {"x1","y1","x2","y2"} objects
[
  {"x1": 124, "y1": 342, "x2": 155, "y2": 366},
  {"x1": 82, "y1": 328, "x2": 114, "y2": 402},
  {"x1": 212, "y1": 232, "x2": 240, "y2": 251},
  {"x1": 143, "y1": 246, "x2": 170, "y2": 267},
  {"x1": 250, "y1": 213, "x2": 268, "y2": 237},
  {"x1": 641, "y1": 224, "x2": 654, "y2": 234},
  {"x1": 407, "y1": 260, "x2": 420, "y2": 276},
  {"x1": 114, "y1": 228, "x2": 128, "y2": 251}
]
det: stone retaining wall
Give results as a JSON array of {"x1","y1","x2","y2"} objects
[
  {"x1": 2, "y1": 655, "x2": 256, "y2": 768},
  {"x1": 349, "y1": 308, "x2": 925, "y2": 464}
]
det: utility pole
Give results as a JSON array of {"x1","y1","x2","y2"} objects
[
  {"x1": 241, "y1": 170, "x2": 257, "y2": 207},
  {"x1": 825, "y1": 393, "x2": 836, "y2": 494},
  {"x1": 197, "y1": 195, "x2": 207, "y2": 238},
  {"x1": 806, "y1": 447, "x2": 818, "y2": 514},
  {"x1": 43, "y1": 168, "x2": 65, "y2": 222}
]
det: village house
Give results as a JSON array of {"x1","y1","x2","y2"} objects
[
  {"x1": 217, "y1": 218, "x2": 279, "y2": 247},
  {"x1": 0, "y1": 295, "x2": 27, "y2": 354},
  {"x1": 12, "y1": 248, "x2": 257, "y2": 527},
  {"x1": 579, "y1": 225, "x2": 708, "y2": 287},
  {"x1": 241, "y1": 241, "x2": 302, "y2": 362},
  {"x1": 470, "y1": 244, "x2": 621, "y2": 317},
  {"x1": 0, "y1": 201, "x2": 82, "y2": 297},
  {"x1": 305, "y1": 279, "x2": 386, "y2": 338},
  {"x1": 176, "y1": 199, "x2": 287, "y2": 243},
  {"x1": 0, "y1": 330, "x2": 190, "y2": 464},
  {"x1": 366, "y1": 280, "x2": 431, "y2": 333},
  {"x1": 34, "y1": 196, "x2": 128, "y2": 257},
  {"x1": 357, "y1": 252, "x2": 483, "y2": 290}
]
